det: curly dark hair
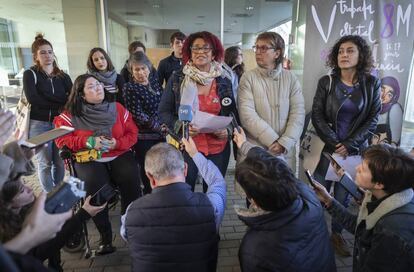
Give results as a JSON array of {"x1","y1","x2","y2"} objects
[
  {"x1": 326, "y1": 35, "x2": 373, "y2": 76},
  {"x1": 182, "y1": 31, "x2": 224, "y2": 64},
  {"x1": 235, "y1": 147, "x2": 298, "y2": 211}
]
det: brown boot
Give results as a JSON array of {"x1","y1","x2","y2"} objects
[{"x1": 331, "y1": 233, "x2": 351, "y2": 257}]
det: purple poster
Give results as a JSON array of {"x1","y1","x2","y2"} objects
[{"x1": 302, "y1": 0, "x2": 413, "y2": 146}]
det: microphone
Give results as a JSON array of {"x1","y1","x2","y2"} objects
[
  {"x1": 220, "y1": 96, "x2": 235, "y2": 116},
  {"x1": 178, "y1": 104, "x2": 193, "y2": 140},
  {"x1": 221, "y1": 96, "x2": 240, "y2": 133}
]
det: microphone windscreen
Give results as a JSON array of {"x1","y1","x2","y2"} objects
[
  {"x1": 220, "y1": 96, "x2": 235, "y2": 116},
  {"x1": 178, "y1": 104, "x2": 193, "y2": 122}
]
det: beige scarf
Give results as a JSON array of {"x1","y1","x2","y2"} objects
[
  {"x1": 180, "y1": 60, "x2": 222, "y2": 112},
  {"x1": 356, "y1": 189, "x2": 413, "y2": 230}
]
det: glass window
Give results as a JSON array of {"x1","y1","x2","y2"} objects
[
  {"x1": 223, "y1": 1, "x2": 293, "y2": 71},
  {"x1": 107, "y1": 0, "x2": 224, "y2": 70}
]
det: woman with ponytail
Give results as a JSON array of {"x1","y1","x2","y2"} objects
[{"x1": 23, "y1": 34, "x2": 72, "y2": 192}]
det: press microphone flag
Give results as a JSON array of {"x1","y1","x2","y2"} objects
[
  {"x1": 178, "y1": 104, "x2": 192, "y2": 140},
  {"x1": 178, "y1": 104, "x2": 193, "y2": 122}
]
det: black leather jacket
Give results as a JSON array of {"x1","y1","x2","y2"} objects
[{"x1": 311, "y1": 74, "x2": 381, "y2": 154}]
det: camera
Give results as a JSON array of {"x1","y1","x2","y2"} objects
[{"x1": 45, "y1": 176, "x2": 86, "y2": 214}]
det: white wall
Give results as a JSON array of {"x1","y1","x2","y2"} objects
[
  {"x1": 62, "y1": 0, "x2": 99, "y2": 78},
  {"x1": 108, "y1": 18, "x2": 128, "y2": 72}
]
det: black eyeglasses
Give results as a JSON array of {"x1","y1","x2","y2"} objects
[{"x1": 190, "y1": 46, "x2": 212, "y2": 53}]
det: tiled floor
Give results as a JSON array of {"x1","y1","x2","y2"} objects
[{"x1": 24, "y1": 156, "x2": 355, "y2": 271}]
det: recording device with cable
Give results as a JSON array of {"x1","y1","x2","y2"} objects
[
  {"x1": 178, "y1": 104, "x2": 193, "y2": 140},
  {"x1": 162, "y1": 125, "x2": 183, "y2": 150},
  {"x1": 45, "y1": 176, "x2": 86, "y2": 214},
  {"x1": 90, "y1": 184, "x2": 116, "y2": 206},
  {"x1": 230, "y1": 112, "x2": 241, "y2": 133}
]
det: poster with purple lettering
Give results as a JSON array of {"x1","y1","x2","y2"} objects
[{"x1": 299, "y1": 0, "x2": 413, "y2": 176}]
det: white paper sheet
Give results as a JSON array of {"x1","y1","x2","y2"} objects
[
  {"x1": 325, "y1": 154, "x2": 362, "y2": 181},
  {"x1": 191, "y1": 110, "x2": 232, "y2": 133}
]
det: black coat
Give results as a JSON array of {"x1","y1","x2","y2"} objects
[
  {"x1": 328, "y1": 190, "x2": 414, "y2": 272},
  {"x1": 157, "y1": 53, "x2": 182, "y2": 86},
  {"x1": 23, "y1": 67, "x2": 72, "y2": 122},
  {"x1": 158, "y1": 69, "x2": 239, "y2": 133},
  {"x1": 125, "y1": 182, "x2": 219, "y2": 272},
  {"x1": 311, "y1": 74, "x2": 381, "y2": 154},
  {"x1": 238, "y1": 182, "x2": 336, "y2": 272}
]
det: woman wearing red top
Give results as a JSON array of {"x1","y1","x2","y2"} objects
[
  {"x1": 159, "y1": 31, "x2": 238, "y2": 192},
  {"x1": 54, "y1": 74, "x2": 141, "y2": 255}
]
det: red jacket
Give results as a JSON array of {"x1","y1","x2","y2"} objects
[{"x1": 54, "y1": 103, "x2": 138, "y2": 158}]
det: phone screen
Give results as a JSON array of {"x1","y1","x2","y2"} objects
[
  {"x1": 323, "y1": 152, "x2": 342, "y2": 172},
  {"x1": 20, "y1": 126, "x2": 74, "y2": 148},
  {"x1": 305, "y1": 169, "x2": 316, "y2": 188}
]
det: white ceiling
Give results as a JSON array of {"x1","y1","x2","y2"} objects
[
  {"x1": 0, "y1": 0, "x2": 292, "y2": 46},
  {"x1": 107, "y1": 0, "x2": 293, "y2": 44}
]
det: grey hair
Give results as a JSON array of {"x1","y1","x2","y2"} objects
[
  {"x1": 128, "y1": 51, "x2": 152, "y2": 73},
  {"x1": 145, "y1": 143, "x2": 185, "y2": 180}
]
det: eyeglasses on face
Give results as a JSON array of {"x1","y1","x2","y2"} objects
[
  {"x1": 86, "y1": 82, "x2": 104, "y2": 91},
  {"x1": 252, "y1": 45, "x2": 276, "y2": 53},
  {"x1": 190, "y1": 46, "x2": 212, "y2": 53}
]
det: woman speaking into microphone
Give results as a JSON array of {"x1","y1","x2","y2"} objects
[{"x1": 159, "y1": 31, "x2": 238, "y2": 192}]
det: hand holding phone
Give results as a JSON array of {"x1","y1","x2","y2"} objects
[
  {"x1": 90, "y1": 184, "x2": 116, "y2": 206},
  {"x1": 82, "y1": 195, "x2": 106, "y2": 217},
  {"x1": 20, "y1": 126, "x2": 74, "y2": 149},
  {"x1": 230, "y1": 112, "x2": 241, "y2": 133},
  {"x1": 304, "y1": 169, "x2": 333, "y2": 207},
  {"x1": 304, "y1": 169, "x2": 317, "y2": 188}
]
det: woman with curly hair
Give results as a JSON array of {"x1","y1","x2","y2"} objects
[
  {"x1": 159, "y1": 31, "x2": 238, "y2": 192},
  {"x1": 311, "y1": 35, "x2": 381, "y2": 256}
]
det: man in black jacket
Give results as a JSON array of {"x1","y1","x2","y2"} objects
[
  {"x1": 233, "y1": 128, "x2": 336, "y2": 272},
  {"x1": 157, "y1": 31, "x2": 186, "y2": 86},
  {"x1": 121, "y1": 138, "x2": 226, "y2": 272}
]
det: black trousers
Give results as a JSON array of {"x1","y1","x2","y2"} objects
[
  {"x1": 74, "y1": 151, "x2": 141, "y2": 240},
  {"x1": 133, "y1": 139, "x2": 164, "y2": 195},
  {"x1": 184, "y1": 142, "x2": 230, "y2": 192}
]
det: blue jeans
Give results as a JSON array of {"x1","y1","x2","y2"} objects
[
  {"x1": 314, "y1": 153, "x2": 350, "y2": 234},
  {"x1": 29, "y1": 119, "x2": 64, "y2": 192},
  {"x1": 133, "y1": 139, "x2": 164, "y2": 195}
]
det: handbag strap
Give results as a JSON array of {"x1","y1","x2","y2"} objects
[
  {"x1": 20, "y1": 69, "x2": 37, "y2": 99},
  {"x1": 30, "y1": 69, "x2": 37, "y2": 85}
]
